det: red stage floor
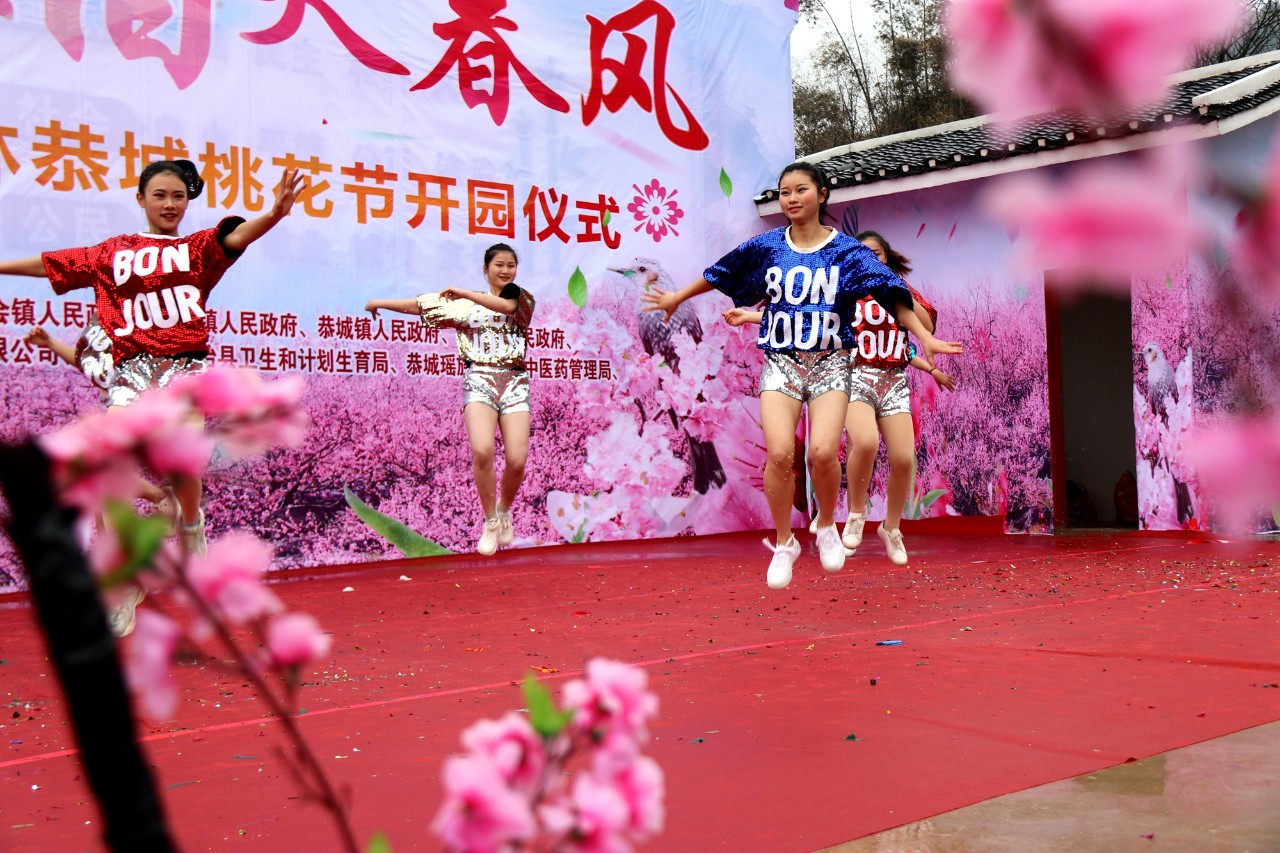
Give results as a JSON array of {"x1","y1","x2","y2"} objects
[{"x1": 1, "y1": 527, "x2": 1278, "y2": 852}]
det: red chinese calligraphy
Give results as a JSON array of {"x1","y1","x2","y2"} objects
[
  {"x1": 32, "y1": 121, "x2": 109, "y2": 192},
  {"x1": 43, "y1": 0, "x2": 86, "y2": 59},
  {"x1": 242, "y1": 0, "x2": 409, "y2": 75},
  {"x1": 575, "y1": 194, "x2": 621, "y2": 249},
  {"x1": 522, "y1": 185, "x2": 570, "y2": 243},
  {"x1": 468, "y1": 179, "x2": 515, "y2": 238},
  {"x1": 582, "y1": 0, "x2": 709, "y2": 151},
  {"x1": 105, "y1": 0, "x2": 213, "y2": 90},
  {"x1": 412, "y1": 0, "x2": 570, "y2": 125},
  {"x1": 23, "y1": 1, "x2": 212, "y2": 88}
]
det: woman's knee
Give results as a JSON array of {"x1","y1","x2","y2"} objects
[
  {"x1": 888, "y1": 448, "x2": 916, "y2": 474},
  {"x1": 504, "y1": 451, "x2": 527, "y2": 478},
  {"x1": 846, "y1": 433, "x2": 878, "y2": 462},
  {"x1": 809, "y1": 442, "x2": 840, "y2": 469},
  {"x1": 472, "y1": 444, "x2": 496, "y2": 468},
  {"x1": 765, "y1": 446, "x2": 794, "y2": 472}
]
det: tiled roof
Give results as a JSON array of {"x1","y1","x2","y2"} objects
[{"x1": 756, "y1": 54, "x2": 1280, "y2": 203}]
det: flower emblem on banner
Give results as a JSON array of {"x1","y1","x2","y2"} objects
[{"x1": 628, "y1": 179, "x2": 684, "y2": 242}]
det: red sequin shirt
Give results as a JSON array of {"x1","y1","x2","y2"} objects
[
  {"x1": 41, "y1": 217, "x2": 245, "y2": 361},
  {"x1": 849, "y1": 283, "x2": 937, "y2": 369}
]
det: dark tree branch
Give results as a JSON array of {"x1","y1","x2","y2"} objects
[{"x1": 0, "y1": 441, "x2": 177, "y2": 853}]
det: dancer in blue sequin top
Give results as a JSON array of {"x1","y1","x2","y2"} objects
[{"x1": 643, "y1": 161, "x2": 962, "y2": 590}]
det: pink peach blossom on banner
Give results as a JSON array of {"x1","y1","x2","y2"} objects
[
  {"x1": 982, "y1": 149, "x2": 1200, "y2": 291},
  {"x1": 946, "y1": 0, "x2": 1245, "y2": 118},
  {"x1": 266, "y1": 613, "x2": 332, "y2": 668},
  {"x1": 123, "y1": 610, "x2": 182, "y2": 719},
  {"x1": 432, "y1": 754, "x2": 537, "y2": 852},
  {"x1": 1188, "y1": 415, "x2": 1280, "y2": 532}
]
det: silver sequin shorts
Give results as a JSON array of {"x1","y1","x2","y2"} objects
[
  {"x1": 848, "y1": 364, "x2": 911, "y2": 418},
  {"x1": 464, "y1": 365, "x2": 530, "y2": 415},
  {"x1": 759, "y1": 350, "x2": 851, "y2": 402},
  {"x1": 107, "y1": 352, "x2": 208, "y2": 408}
]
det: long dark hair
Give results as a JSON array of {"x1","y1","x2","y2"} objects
[
  {"x1": 856, "y1": 229, "x2": 912, "y2": 277},
  {"x1": 483, "y1": 242, "x2": 518, "y2": 269},
  {"x1": 777, "y1": 161, "x2": 833, "y2": 225},
  {"x1": 138, "y1": 159, "x2": 204, "y2": 200}
]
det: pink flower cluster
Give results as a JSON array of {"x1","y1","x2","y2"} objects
[
  {"x1": 39, "y1": 366, "x2": 309, "y2": 513},
  {"x1": 433, "y1": 659, "x2": 664, "y2": 853},
  {"x1": 983, "y1": 148, "x2": 1200, "y2": 291},
  {"x1": 946, "y1": 0, "x2": 1244, "y2": 119},
  {"x1": 122, "y1": 533, "x2": 331, "y2": 719},
  {"x1": 37, "y1": 366, "x2": 328, "y2": 719},
  {"x1": 40, "y1": 394, "x2": 214, "y2": 513},
  {"x1": 174, "y1": 368, "x2": 310, "y2": 458}
]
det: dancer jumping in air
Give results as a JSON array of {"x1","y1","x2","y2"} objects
[
  {"x1": 724, "y1": 229, "x2": 956, "y2": 567},
  {"x1": 643, "y1": 162, "x2": 961, "y2": 589},
  {"x1": 839, "y1": 230, "x2": 954, "y2": 566},
  {"x1": 0, "y1": 159, "x2": 307, "y2": 560},
  {"x1": 365, "y1": 243, "x2": 535, "y2": 556}
]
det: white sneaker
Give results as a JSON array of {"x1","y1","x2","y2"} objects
[
  {"x1": 877, "y1": 524, "x2": 908, "y2": 566},
  {"x1": 496, "y1": 510, "x2": 514, "y2": 547},
  {"x1": 763, "y1": 536, "x2": 800, "y2": 589},
  {"x1": 807, "y1": 516, "x2": 818, "y2": 535},
  {"x1": 180, "y1": 511, "x2": 207, "y2": 558},
  {"x1": 108, "y1": 584, "x2": 146, "y2": 638},
  {"x1": 842, "y1": 512, "x2": 866, "y2": 555},
  {"x1": 815, "y1": 524, "x2": 846, "y2": 573},
  {"x1": 477, "y1": 516, "x2": 500, "y2": 555}
]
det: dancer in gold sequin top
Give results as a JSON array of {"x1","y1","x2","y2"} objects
[{"x1": 365, "y1": 243, "x2": 535, "y2": 556}]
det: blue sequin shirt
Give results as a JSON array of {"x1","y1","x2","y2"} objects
[{"x1": 703, "y1": 226, "x2": 911, "y2": 351}]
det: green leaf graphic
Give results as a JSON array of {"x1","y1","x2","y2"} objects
[
  {"x1": 603, "y1": 209, "x2": 612, "y2": 227},
  {"x1": 568, "y1": 266, "x2": 588, "y2": 308},
  {"x1": 719, "y1": 167, "x2": 733, "y2": 198},
  {"x1": 365, "y1": 832, "x2": 393, "y2": 853},
  {"x1": 344, "y1": 487, "x2": 452, "y2": 557}
]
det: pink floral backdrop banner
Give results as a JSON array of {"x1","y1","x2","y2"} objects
[{"x1": 0, "y1": 1, "x2": 801, "y2": 588}]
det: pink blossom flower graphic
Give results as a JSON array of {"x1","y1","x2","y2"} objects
[{"x1": 627, "y1": 179, "x2": 684, "y2": 242}]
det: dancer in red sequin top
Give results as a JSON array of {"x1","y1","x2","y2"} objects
[{"x1": 0, "y1": 159, "x2": 306, "y2": 563}]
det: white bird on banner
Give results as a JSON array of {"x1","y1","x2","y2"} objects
[
  {"x1": 1141, "y1": 340, "x2": 1193, "y2": 523},
  {"x1": 1142, "y1": 341, "x2": 1178, "y2": 424},
  {"x1": 609, "y1": 257, "x2": 727, "y2": 494}
]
